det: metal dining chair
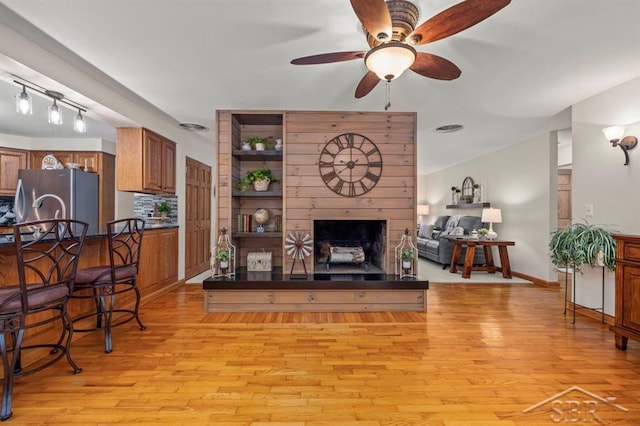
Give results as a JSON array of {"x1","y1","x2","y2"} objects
[
  {"x1": 70, "y1": 218, "x2": 146, "y2": 353},
  {"x1": 0, "y1": 218, "x2": 88, "y2": 420}
]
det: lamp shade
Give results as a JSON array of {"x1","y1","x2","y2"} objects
[
  {"x1": 364, "y1": 42, "x2": 416, "y2": 81},
  {"x1": 481, "y1": 208, "x2": 502, "y2": 224},
  {"x1": 417, "y1": 205, "x2": 430, "y2": 216},
  {"x1": 603, "y1": 126, "x2": 625, "y2": 141}
]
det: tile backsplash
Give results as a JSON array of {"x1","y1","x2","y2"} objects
[
  {"x1": 0, "y1": 196, "x2": 16, "y2": 226},
  {"x1": 133, "y1": 194, "x2": 178, "y2": 223}
]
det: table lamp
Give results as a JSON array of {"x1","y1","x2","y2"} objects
[
  {"x1": 417, "y1": 204, "x2": 430, "y2": 225},
  {"x1": 481, "y1": 208, "x2": 502, "y2": 240}
]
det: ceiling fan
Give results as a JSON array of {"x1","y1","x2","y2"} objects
[{"x1": 291, "y1": 0, "x2": 511, "y2": 99}]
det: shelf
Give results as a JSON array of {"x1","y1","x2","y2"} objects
[
  {"x1": 232, "y1": 190, "x2": 283, "y2": 197},
  {"x1": 232, "y1": 150, "x2": 283, "y2": 161},
  {"x1": 233, "y1": 232, "x2": 283, "y2": 238},
  {"x1": 446, "y1": 202, "x2": 491, "y2": 209}
]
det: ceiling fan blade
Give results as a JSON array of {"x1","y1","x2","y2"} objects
[
  {"x1": 355, "y1": 71, "x2": 380, "y2": 98},
  {"x1": 410, "y1": 53, "x2": 461, "y2": 80},
  {"x1": 291, "y1": 51, "x2": 365, "y2": 65},
  {"x1": 407, "y1": 0, "x2": 510, "y2": 46},
  {"x1": 350, "y1": 0, "x2": 392, "y2": 42}
]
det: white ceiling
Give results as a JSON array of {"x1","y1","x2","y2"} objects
[{"x1": 1, "y1": 0, "x2": 639, "y2": 174}]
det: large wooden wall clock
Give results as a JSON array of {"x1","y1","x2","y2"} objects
[{"x1": 319, "y1": 133, "x2": 383, "y2": 197}]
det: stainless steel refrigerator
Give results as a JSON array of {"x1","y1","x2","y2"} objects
[{"x1": 14, "y1": 169, "x2": 99, "y2": 235}]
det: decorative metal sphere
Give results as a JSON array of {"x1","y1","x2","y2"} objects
[{"x1": 254, "y1": 208, "x2": 269, "y2": 225}]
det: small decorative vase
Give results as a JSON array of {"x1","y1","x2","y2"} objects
[
  {"x1": 470, "y1": 230, "x2": 479, "y2": 240},
  {"x1": 253, "y1": 178, "x2": 270, "y2": 192},
  {"x1": 241, "y1": 142, "x2": 252, "y2": 151},
  {"x1": 274, "y1": 139, "x2": 283, "y2": 151}
]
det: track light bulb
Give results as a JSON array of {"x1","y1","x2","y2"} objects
[
  {"x1": 48, "y1": 99, "x2": 63, "y2": 125},
  {"x1": 15, "y1": 85, "x2": 32, "y2": 115},
  {"x1": 74, "y1": 109, "x2": 86, "y2": 133}
]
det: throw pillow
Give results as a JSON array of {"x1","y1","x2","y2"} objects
[{"x1": 418, "y1": 224, "x2": 434, "y2": 238}]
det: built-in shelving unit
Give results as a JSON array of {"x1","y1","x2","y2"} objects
[
  {"x1": 217, "y1": 111, "x2": 285, "y2": 269},
  {"x1": 446, "y1": 202, "x2": 491, "y2": 209}
]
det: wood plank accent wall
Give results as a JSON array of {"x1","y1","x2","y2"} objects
[
  {"x1": 284, "y1": 111, "x2": 417, "y2": 273},
  {"x1": 216, "y1": 110, "x2": 417, "y2": 274}
]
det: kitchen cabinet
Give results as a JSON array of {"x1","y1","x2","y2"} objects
[
  {"x1": 0, "y1": 148, "x2": 29, "y2": 195},
  {"x1": 116, "y1": 127, "x2": 176, "y2": 194},
  {"x1": 610, "y1": 234, "x2": 640, "y2": 350},
  {"x1": 138, "y1": 227, "x2": 179, "y2": 290},
  {"x1": 29, "y1": 151, "x2": 115, "y2": 233}
]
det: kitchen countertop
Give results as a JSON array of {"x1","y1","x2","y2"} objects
[{"x1": 0, "y1": 222, "x2": 178, "y2": 247}]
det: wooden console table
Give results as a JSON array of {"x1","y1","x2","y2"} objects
[{"x1": 446, "y1": 237, "x2": 515, "y2": 279}]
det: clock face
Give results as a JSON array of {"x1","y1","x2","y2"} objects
[{"x1": 319, "y1": 133, "x2": 383, "y2": 197}]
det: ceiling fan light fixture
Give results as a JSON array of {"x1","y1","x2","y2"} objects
[{"x1": 365, "y1": 42, "x2": 416, "y2": 81}]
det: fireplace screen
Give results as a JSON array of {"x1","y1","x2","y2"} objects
[{"x1": 313, "y1": 220, "x2": 386, "y2": 273}]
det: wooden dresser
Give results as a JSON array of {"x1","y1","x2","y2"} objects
[{"x1": 610, "y1": 234, "x2": 640, "y2": 350}]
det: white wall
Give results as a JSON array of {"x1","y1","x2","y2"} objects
[
  {"x1": 419, "y1": 132, "x2": 557, "y2": 283},
  {"x1": 571, "y1": 76, "x2": 640, "y2": 315}
]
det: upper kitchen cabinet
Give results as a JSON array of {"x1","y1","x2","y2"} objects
[
  {"x1": 116, "y1": 128, "x2": 176, "y2": 194},
  {"x1": 0, "y1": 148, "x2": 29, "y2": 195}
]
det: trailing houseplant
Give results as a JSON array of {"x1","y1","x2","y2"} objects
[
  {"x1": 238, "y1": 167, "x2": 280, "y2": 191},
  {"x1": 549, "y1": 221, "x2": 617, "y2": 273},
  {"x1": 400, "y1": 249, "x2": 416, "y2": 269}
]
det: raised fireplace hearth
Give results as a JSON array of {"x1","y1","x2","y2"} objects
[{"x1": 314, "y1": 220, "x2": 386, "y2": 274}]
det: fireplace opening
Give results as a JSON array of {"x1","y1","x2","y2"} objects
[{"x1": 313, "y1": 220, "x2": 386, "y2": 274}]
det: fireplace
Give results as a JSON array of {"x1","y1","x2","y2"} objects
[{"x1": 313, "y1": 220, "x2": 387, "y2": 273}]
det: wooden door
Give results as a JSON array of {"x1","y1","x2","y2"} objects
[
  {"x1": 557, "y1": 169, "x2": 572, "y2": 229},
  {"x1": 0, "y1": 149, "x2": 28, "y2": 195},
  {"x1": 185, "y1": 157, "x2": 212, "y2": 279}
]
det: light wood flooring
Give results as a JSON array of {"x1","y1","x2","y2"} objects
[{"x1": 6, "y1": 283, "x2": 640, "y2": 425}]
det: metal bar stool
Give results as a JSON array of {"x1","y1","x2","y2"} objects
[
  {"x1": 70, "y1": 218, "x2": 145, "y2": 353},
  {"x1": 0, "y1": 219, "x2": 88, "y2": 420}
]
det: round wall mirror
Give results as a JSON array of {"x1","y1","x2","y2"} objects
[{"x1": 461, "y1": 177, "x2": 474, "y2": 199}]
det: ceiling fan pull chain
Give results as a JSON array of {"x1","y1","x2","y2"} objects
[{"x1": 385, "y1": 80, "x2": 391, "y2": 110}]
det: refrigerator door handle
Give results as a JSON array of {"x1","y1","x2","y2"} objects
[{"x1": 14, "y1": 178, "x2": 25, "y2": 223}]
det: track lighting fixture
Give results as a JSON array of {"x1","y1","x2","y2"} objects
[{"x1": 12, "y1": 77, "x2": 88, "y2": 133}]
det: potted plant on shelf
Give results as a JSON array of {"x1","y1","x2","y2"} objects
[
  {"x1": 477, "y1": 228, "x2": 489, "y2": 239},
  {"x1": 215, "y1": 248, "x2": 231, "y2": 273},
  {"x1": 401, "y1": 249, "x2": 415, "y2": 270},
  {"x1": 459, "y1": 195, "x2": 473, "y2": 203},
  {"x1": 238, "y1": 166, "x2": 280, "y2": 192},
  {"x1": 246, "y1": 136, "x2": 270, "y2": 151},
  {"x1": 157, "y1": 201, "x2": 171, "y2": 218}
]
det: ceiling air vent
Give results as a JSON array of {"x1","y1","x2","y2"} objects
[{"x1": 434, "y1": 124, "x2": 464, "y2": 133}]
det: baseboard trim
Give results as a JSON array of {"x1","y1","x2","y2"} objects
[{"x1": 512, "y1": 271, "x2": 558, "y2": 287}]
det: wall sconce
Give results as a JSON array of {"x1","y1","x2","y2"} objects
[
  {"x1": 603, "y1": 126, "x2": 637, "y2": 165},
  {"x1": 12, "y1": 76, "x2": 88, "y2": 133}
]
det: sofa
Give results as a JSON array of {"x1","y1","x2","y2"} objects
[{"x1": 416, "y1": 215, "x2": 487, "y2": 268}]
